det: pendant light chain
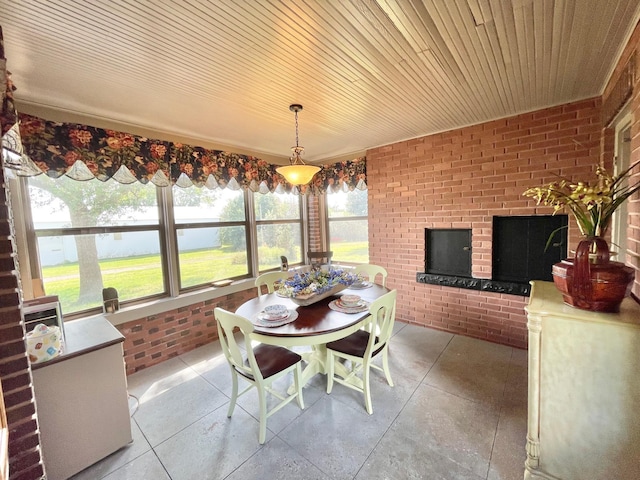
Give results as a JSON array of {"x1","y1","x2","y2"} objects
[{"x1": 294, "y1": 108, "x2": 300, "y2": 148}]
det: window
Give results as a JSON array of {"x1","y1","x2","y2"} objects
[
  {"x1": 327, "y1": 189, "x2": 369, "y2": 263},
  {"x1": 23, "y1": 176, "x2": 307, "y2": 316},
  {"x1": 27, "y1": 175, "x2": 164, "y2": 314},
  {"x1": 253, "y1": 191, "x2": 303, "y2": 271},
  {"x1": 612, "y1": 109, "x2": 632, "y2": 263},
  {"x1": 173, "y1": 187, "x2": 249, "y2": 289}
]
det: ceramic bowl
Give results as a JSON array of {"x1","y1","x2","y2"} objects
[
  {"x1": 340, "y1": 294, "x2": 361, "y2": 307},
  {"x1": 264, "y1": 304, "x2": 288, "y2": 319}
]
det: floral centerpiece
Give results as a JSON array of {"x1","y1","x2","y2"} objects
[
  {"x1": 523, "y1": 160, "x2": 639, "y2": 313},
  {"x1": 277, "y1": 268, "x2": 361, "y2": 306},
  {"x1": 523, "y1": 160, "x2": 640, "y2": 238}
]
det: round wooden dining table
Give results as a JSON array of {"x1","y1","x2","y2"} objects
[{"x1": 236, "y1": 283, "x2": 390, "y2": 388}]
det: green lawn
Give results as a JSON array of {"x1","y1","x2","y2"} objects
[
  {"x1": 331, "y1": 241, "x2": 369, "y2": 264},
  {"x1": 43, "y1": 242, "x2": 368, "y2": 313}
]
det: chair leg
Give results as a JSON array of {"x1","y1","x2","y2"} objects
[
  {"x1": 227, "y1": 369, "x2": 239, "y2": 418},
  {"x1": 257, "y1": 385, "x2": 268, "y2": 444},
  {"x1": 382, "y1": 346, "x2": 394, "y2": 387},
  {"x1": 363, "y1": 359, "x2": 373, "y2": 415},
  {"x1": 294, "y1": 363, "x2": 305, "y2": 409},
  {"x1": 326, "y1": 350, "x2": 335, "y2": 393}
]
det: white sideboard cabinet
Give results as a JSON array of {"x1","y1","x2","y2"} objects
[
  {"x1": 31, "y1": 316, "x2": 132, "y2": 480},
  {"x1": 524, "y1": 281, "x2": 640, "y2": 480}
]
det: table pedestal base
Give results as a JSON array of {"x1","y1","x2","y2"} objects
[{"x1": 287, "y1": 344, "x2": 363, "y2": 394}]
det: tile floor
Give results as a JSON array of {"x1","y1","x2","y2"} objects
[{"x1": 71, "y1": 323, "x2": 528, "y2": 480}]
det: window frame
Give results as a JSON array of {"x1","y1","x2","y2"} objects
[
  {"x1": 13, "y1": 176, "x2": 310, "y2": 318},
  {"x1": 22, "y1": 176, "x2": 170, "y2": 316},
  {"x1": 611, "y1": 105, "x2": 632, "y2": 263},
  {"x1": 252, "y1": 190, "x2": 307, "y2": 273},
  {"x1": 168, "y1": 186, "x2": 255, "y2": 293},
  {"x1": 325, "y1": 189, "x2": 369, "y2": 265}
]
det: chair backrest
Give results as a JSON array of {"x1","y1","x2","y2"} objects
[
  {"x1": 353, "y1": 264, "x2": 388, "y2": 287},
  {"x1": 363, "y1": 289, "x2": 397, "y2": 356},
  {"x1": 307, "y1": 251, "x2": 333, "y2": 268},
  {"x1": 255, "y1": 271, "x2": 290, "y2": 296},
  {"x1": 214, "y1": 307, "x2": 263, "y2": 381}
]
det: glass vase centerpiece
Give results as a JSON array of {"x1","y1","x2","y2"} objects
[
  {"x1": 277, "y1": 268, "x2": 361, "y2": 306},
  {"x1": 523, "y1": 160, "x2": 639, "y2": 312}
]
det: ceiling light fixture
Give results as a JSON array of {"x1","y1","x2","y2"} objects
[{"x1": 276, "y1": 104, "x2": 321, "y2": 186}]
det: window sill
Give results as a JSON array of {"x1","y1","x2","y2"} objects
[{"x1": 100, "y1": 278, "x2": 256, "y2": 327}]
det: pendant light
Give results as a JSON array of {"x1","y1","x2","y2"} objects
[{"x1": 276, "y1": 104, "x2": 321, "y2": 185}]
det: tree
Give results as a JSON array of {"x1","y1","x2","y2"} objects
[
  {"x1": 219, "y1": 192, "x2": 300, "y2": 253},
  {"x1": 29, "y1": 174, "x2": 157, "y2": 304},
  {"x1": 219, "y1": 192, "x2": 246, "y2": 250},
  {"x1": 345, "y1": 189, "x2": 368, "y2": 216},
  {"x1": 172, "y1": 185, "x2": 223, "y2": 207}
]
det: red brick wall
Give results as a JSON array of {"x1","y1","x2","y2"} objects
[
  {"x1": 116, "y1": 289, "x2": 256, "y2": 375},
  {"x1": 306, "y1": 194, "x2": 322, "y2": 253},
  {"x1": 0, "y1": 168, "x2": 44, "y2": 480},
  {"x1": 366, "y1": 98, "x2": 605, "y2": 349},
  {"x1": 602, "y1": 19, "x2": 640, "y2": 298}
]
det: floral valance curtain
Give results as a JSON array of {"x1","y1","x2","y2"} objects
[{"x1": 14, "y1": 113, "x2": 367, "y2": 194}]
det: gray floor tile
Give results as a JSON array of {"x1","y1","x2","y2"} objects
[
  {"x1": 393, "y1": 384, "x2": 500, "y2": 478},
  {"x1": 226, "y1": 436, "x2": 329, "y2": 480},
  {"x1": 503, "y1": 350, "x2": 528, "y2": 408},
  {"x1": 180, "y1": 343, "x2": 237, "y2": 397},
  {"x1": 487, "y1": 404, "x2": 527, "y2": 480},
  {"x1": 102, "y1": 451, "x2": 170, "y2": 480},
  {"x1": 279, "y1": 396, "x2": 389, "y2": 479},
  {"x1": 199, "y1": 360, "x2": 236, "y2": 397},
  {"x1": 391, "y1": 320, "x2": 406, "y2": 336},
  {"x1": 154, "y1": 405, "x2": 266, "y2": 480},
  {"x1": 126, "y1": 356, "x2": 198, "y2": 401},
  {"x1": 235, "y1": 375, "x2": 325, "y2": 436},
  {"x1": 324, "y1": 354, "x2": 418, "y2": 422},
  {"x1": 424, "y1": 335, "x2": 513, "y2": 407},
  {"x1": 178, "y1": 342, "x2": 227, "y2": 373},
  {"x1": 77, "y1": 331, "x2": 528, "y2": 480},
  {"x1": 393, "y1": 323, "x2": 454, "y2": 345},
  {"x1": 70, "y1": 420, "x2": 151, "y2": 480},
  {"x1": 391, "y1": 324, "x2": 453, "y2": 364},
  {"x1": 133, "y1": 375, "x2": 228, "y2": 446},
  {"x1": 356, "y1": 438, "x2": 485, "y2": 480}
]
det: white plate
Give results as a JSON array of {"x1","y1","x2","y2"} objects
[
  {"x1": 328, "y1": 299, "x2": 369, "y2": 313},
  {"x1": 261, "y1": 311, "x2": 289, "y2": 320},
  {"x1": 264, "y1": 304, "x2": 289, "y2": 319},
  {"x1": 336, "y1": 299, "x2": 366, "y2": 308},
  {"x1": 349, "y1": 281, "x2": 373, "y2": 290},
  {"x1": 253, "y1": 310, "x2": 299, "y2": 327}
]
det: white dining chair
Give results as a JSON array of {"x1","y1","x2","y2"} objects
[
  {"x1": 325, "y1": 289, "x2": 397, "y2": 414},
  {"x1": 214, "y1": 307, "x2": 304, "y2": 444},
  {"x1": 307, "y1": 250, "x2": 333, "y2": 269},
  {"x1": 255, "y1": 271, "x2": 290, "y2": 296},
  {"x1": 353, "y1": 264, "x2": 388, "y2": 287}
]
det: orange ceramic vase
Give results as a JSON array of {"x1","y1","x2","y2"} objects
[{"x1": 552, "y1": 236, "x2": 635, "y2": 313}]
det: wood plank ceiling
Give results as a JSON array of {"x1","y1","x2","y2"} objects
[{"x1": 1, "y1": 0, "x2": 639, "y2": 163}]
